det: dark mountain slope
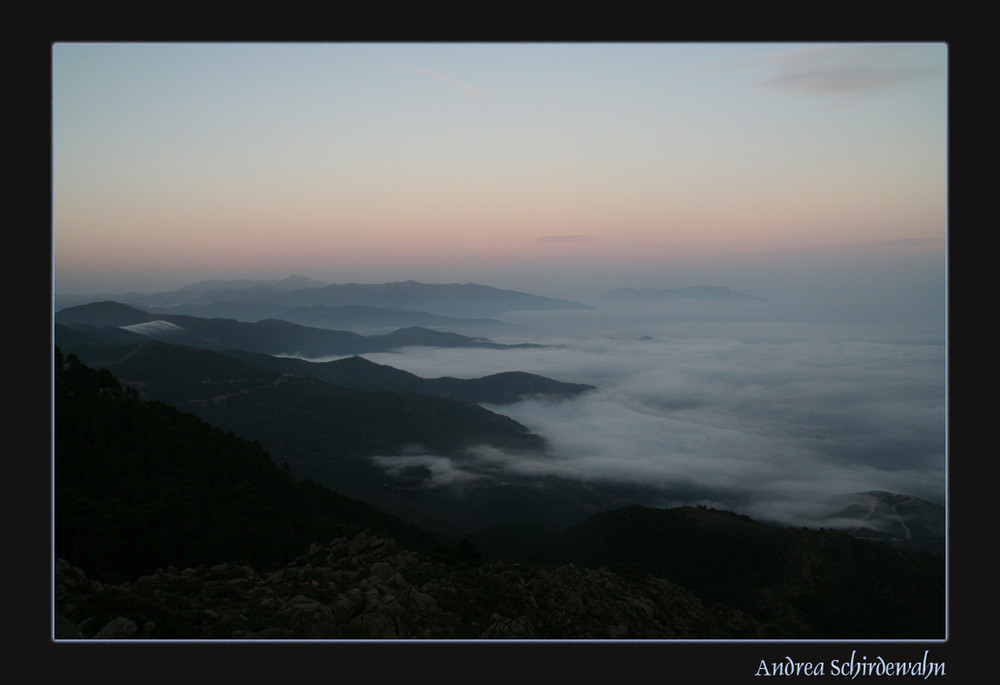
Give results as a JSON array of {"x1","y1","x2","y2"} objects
[
  {"x1": 51, "y1": 335, "x2": 551, "y2": 530},
  {"x1": 56, "y1": 338, "x2": 546, "y2": 458},
  {"x1": 219, "y1": 350, "x2": 596, "y2": 404},
  {"x1": 535, "y1": 504, "x2": 945, "y2": 638},
  {"x1": 153, "y1": 301, "x2": 512, "y2": 335},
  {"x1": 55, "y1": 302, "x2": 371, "y2": 356},
  {"x1": 182, "y1": 370, "x2": 546, "y2": 462},
  {"x1": 821, "y1": 490, "x2": 945, "y2": 557},
  {"x1": 281, "y1": 304, "x2": 511, "y2": 334},
  {"x1": 53, "y1": 300, "x2": 154, "y2": 326},
  {"x1": 53, "y1": 347, "x2": 454, "y2": 585},
  {"x1": 102, "y1": 335, "x2": 280, "y2": 389},
  {"x1": 418, "y1": 370, "x2": 596, "y2": 404},
  {"x1": 368, "y1": 326, "x2": 502, "y2": 349},
  {"x1": 53, "y1": 333, "x2": 625, "y2": 536},
  {"x1": 56, "y1": 303, "x2": 539, "y2": 357},
  {"x1": 53, "y1": 350, "x2": 762, "y2": 640},
  {"x1": 52, "y1": 323, "x2": 146, "y2": 364}
]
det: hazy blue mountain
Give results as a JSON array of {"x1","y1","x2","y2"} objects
[
  {"x1": 281, "y1": 304, "x2": 509, "y2": 333},
  {"x1": 175, "y1": 274, "x2": 327, "y2": 293},
  {"x1": 147, "y1": 300, "x2": 295, "y2": 322},
  {"x1": 153, "y1": 275, "x2": 331, "y2": 307},
  {"x1": 277, "y1": 280, "x2": 594, "y2": 317},
  {"x1": 601, "y1": 285, "x2": 763, "y2": 301},
  {"x1": 366, "y1": 326, "x2": 546, "y2": 351},
  {"x1": 55, "y1": 303, "x2": 548, "y2": 358},
  {"x1": 53, "y1": 301, "x2": 154, "y2": 327},
  {"x1": 150, "y1": 301, "x2": 512, "y2": 335},
  {"x1": 54, "y1": 276, "x2": 330, "y2": 311},
  {"x1": 58, "y1": 278, "x2": 594, "y2": 318}
]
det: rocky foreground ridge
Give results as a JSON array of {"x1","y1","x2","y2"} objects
[{"x1": 55, "y1": 530, "x2": 762, "y2": 640}]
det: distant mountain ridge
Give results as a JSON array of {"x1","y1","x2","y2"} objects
[
  {"x1": 177, "y1": 274, "x2": 327, "y2": 293},
  {"x1": 57, "y1": 277, "x2": 593, "y2": 318},
  {"x1": 601, "y1": 285, "x2": 762, "y2": 301},
  {"x1": 53, "y1": 275, "x2": 326, "y2": 311},
  {"x1": 55, "y1": 301, "x2": 153, "y2": 327},
  {"x1": 150, "y1": 302, "x2": 512, "y2": 336},
  {"x1": 55, "y1": 302, "x2": 550, "y2": 358},
  {"x1": 220, "y1": 351, "x2": 597, "y2": 405},
  {"x1": 286, "y1": 280, "x2": 593, "y2": 317}
]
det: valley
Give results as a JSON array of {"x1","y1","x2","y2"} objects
[{"x1": 51, "y1": 276, "x2": 948, "y2": 640}]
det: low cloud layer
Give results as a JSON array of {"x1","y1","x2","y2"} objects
[{"x1": 360, "y1": 297, "x2": 946, "y2": 528}]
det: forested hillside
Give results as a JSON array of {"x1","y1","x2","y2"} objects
[{"x1": 53, "y1": 347, "x2": 454, "y2": 584}]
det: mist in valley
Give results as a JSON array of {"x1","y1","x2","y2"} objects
[{"x1": 341, "y1": 284, "x2": 947, "y2": 532}]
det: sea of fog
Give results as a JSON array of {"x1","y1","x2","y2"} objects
[{"x1": 321, "y1": 292, "x2": 947, "y2": 529}]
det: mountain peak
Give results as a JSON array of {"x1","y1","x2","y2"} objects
[{"x1": 55, "y1": 301, "x2": 153, "y2": 327}]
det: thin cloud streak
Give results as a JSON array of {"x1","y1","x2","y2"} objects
[
  {"x1": 412, "y1": 66, "x2": 485, "y2": 98},
  {"x1": 688, "y1": 43, "x2": 945, "y2": 97},
  {"x1": 760, "y1": 43, "x2": 946, "y2": 96}
]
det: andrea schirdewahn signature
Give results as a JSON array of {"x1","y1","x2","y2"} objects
[{"x1": 755, "y1": 650, "x2": 945, "y2": 678}]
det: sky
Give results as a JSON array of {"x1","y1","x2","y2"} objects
[
  {"x1": 50, "y1": 41, "x2": 948, "y2": 528},
  {"x1": 51, "y1": 41, "x2": 947, "y2": 302}
]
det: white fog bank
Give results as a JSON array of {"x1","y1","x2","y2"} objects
[{"x1": 358, "y1": 295, "x2": 946, "y2": 526}]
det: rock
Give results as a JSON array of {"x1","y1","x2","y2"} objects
[
  {"x1": 54, "y1": 558, "x2": 90, "y2": 594},
  {"x1": 93, "y1": 616, "x2": 138, "y2": 639},
  {"x1": 348, "y1": 612, "x2": 399, "y2": 639},
  {"x1": 331, "y1": 588, "x2": 365, "y2": 623},
  {"x1": 403, "y1": 587, "x2": 437, "y2": 613},
  {"x1": 50, "y1": 530, "x2": 789, "y2": 639},
  {"x1": 280, "y1": 595, "x2": 335, "y2": 636},
  {"x1": 370, "y1": 561, "x2": 395, "y2": 582},
  {"x1": 361, "y1": 588, "x2": 382, "y2": 612},
  {"x1": 243, "y1": 627, "x2": 296, "y2": 639},
  {"x1": 54, "y1": 615, "x2": 83, "y2": 638},
  {"x1": 480, "y1": 613, "x2": 536, "y2": 639}
]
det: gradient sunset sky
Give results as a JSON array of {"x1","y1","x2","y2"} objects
[{"x1": 52, "y1": 42, "x2": 947, "y2": 300}]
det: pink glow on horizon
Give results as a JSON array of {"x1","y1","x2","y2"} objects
[{"x1": 52, "y1": 43, "x2": 947, "y2": 298}]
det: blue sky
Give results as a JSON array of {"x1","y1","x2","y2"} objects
[{"x1": 52, "y1": 42, "x2": 947, "y2": 300}]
